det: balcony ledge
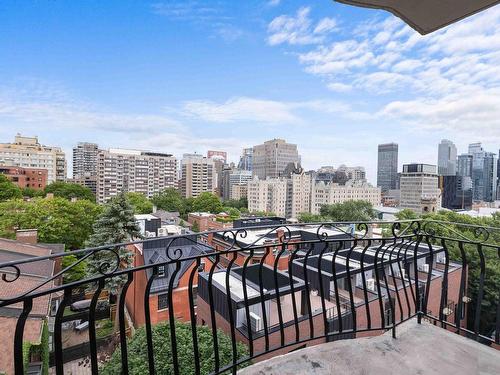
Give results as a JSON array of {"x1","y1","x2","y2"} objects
[{"x1": 239, "y1": 319, "x2": 500, "y2": 375}]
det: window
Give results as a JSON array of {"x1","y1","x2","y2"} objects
[
  {"x1": 158, "y1": 265, "x2": 166, "y2": 277},
  {"x1": 158, "y1": 293, "x2": 169, "y2": 310}
]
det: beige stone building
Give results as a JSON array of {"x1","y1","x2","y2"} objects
[
  {"x1": 0, "y1": 134, "x2": 66, "y2": 183},
  {"x1": 247, "y1": 177, "x2": 288, "y2": 217},
  {"x1": 180, "y1": 153, "x2": 216, "y2": 198},
  {"x1": 399, "y1": 164, "x2": 441, "y2": 214},
  {"x1": 252, "y1": 139, "x2": 300, "y2": 179}
]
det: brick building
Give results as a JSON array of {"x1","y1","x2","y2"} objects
[{"x1": 0, "y1": 166, "x2": 48, "y2": 190}]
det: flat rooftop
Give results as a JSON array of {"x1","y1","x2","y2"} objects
[{"x1": 239, "y1": 319, "x2": 500, "y2": 375}]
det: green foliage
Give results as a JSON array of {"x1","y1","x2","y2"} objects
[
  {"x1": 85, "y1": 193, "x2": 142, "y2": 293},
  {"x1": 0, "y1": 174, "x2": 22, "y2": 201},
  {"x1": 125, "y1": 192, "x2": 153, "y2": 214},
  {"x1": 21, "y1": 187, "x2": 43, "y2": 198},
  {"x1": 23, "y1": 321, "x2": 49, "y2": 375},
  {"x1": 223, "y1": 197, "x2": 248, "y2": 210},
  {"x1": 101, "y1": 321, "x2": 248, "y2": 375},
  {"x1": 420, "y1": 210, "x2": 500, "y2": 335},
  {"x1": 192, "y1": 192, "x2": 223, "y2": 214},
  {"x1": 222, "y1": 207, "x2": 241, "y2": 219},
  {"x1": 297, "y1": 212, "x2": 325, "y2": 223},
  {"x1": 191, "y1": 221, "x2": 200, "y2": 233},
  {"x1": 44, "y1": 181, "x2": 95, "y2": 202},
  {"x1": 395, "y1": 208, "x2": 419, "y2": 221},
  {"x1": 62, "y1": 254, "x2": 87, "y2": 283},
  {"x1": 0, "y1": 197, "x2": 102, "y2": 249},
  {"x1": 152, "y1": 188, "x2": 185, "y2": 213},
  {"x1": 319, "y1": 200, "x2": 376, "y2": 222}
]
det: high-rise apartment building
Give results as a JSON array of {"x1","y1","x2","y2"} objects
[
  {"x1": 252, "y1": 139, "x2": 300, "y2": 179},
  {"x1": 336, "y1": 165, "x2": 367, "y2": 182},
  {"x1": 180, "y1": 154, "x2": 216, "y2": 198},
  {"x1": 238, "y1": 148, "x2": 253, "y2": 172},
  {"x1": 96, "y1": 148, "x2": 177, "y2": 203},
  {"x1": 73, "y1": 142, "x2": 99, "y2": 178},
  {"x1": 228, "y1": 169, "x2": 252, "y2": 201},
  {"x1": 377, "y1": 143, "x2": 398, "y2": 192},
  {"x1": 247, "y1": 177, "x2": 288, "y2": 217},
  {"x1": 437, "y1": 139, "x2": 457, "y2": 176},
  {"x1": 0, "y1": 134, "x2": 66, "y2": 183},
  {"x1": 286, "y1": 172, "x2": 312, "y2": 219},
  {"x1": 399, "y1": 164, "x2": 441, "y2": 213}
]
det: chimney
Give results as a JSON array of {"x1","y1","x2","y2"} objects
[
  {"x1": 46, "y1": 193, "x2": 54, "y2": 199},
  {"x1": 16, "y1": 229, "x2": 38, "y2": 244}
]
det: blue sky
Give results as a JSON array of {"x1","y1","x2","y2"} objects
[{"x1": 1, "y1": 0, "x2": 499, "y2": 183}]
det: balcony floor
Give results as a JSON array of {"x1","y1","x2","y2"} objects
[{"x1": 239, "y1": 319, "x2": 500, "y2": 375}]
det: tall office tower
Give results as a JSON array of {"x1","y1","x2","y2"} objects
[
  {"x1": 399, "y1": 164, "x2": 441, "y2": 213},
  {"x1": 439, "y1": 175, "x2": 473, "y2": 210},
  {"x1": 238, "y1": 148, "x2": 253, "y2": 171},
  {"x1": 96, "y1": 148, "x2": 177, "y2": 203},
  {"x1": 73, "y1": 142, "x2": 99, "y2": 178},
  {"x1": 483, "y1": 152, "x2": 498, "y2": 202},
  {"x1": 437, "y1": 139, "x2": 457, "y2": 176},
  {"x1": 0, "y1": 134, "x2": 66, "y2": 183},
  {"x1": 377, "y1": 143, "x2": 398, "y2": 192},
  {"x1": 180, "y1": 154, "x2": 216, "y2": 198},
  {"x1": 247, "y1": 177, "x2": 288, "y2": 217},
  {"x1": 457, "y1": 154, "x2": 473, "y2": 178},
  {"x1": 252, "y1": 139, "x2": 300, "y2": 179}
]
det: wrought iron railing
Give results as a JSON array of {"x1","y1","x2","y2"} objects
[{"x1": 0, "y1": 219, "x2": 499, "y2": 375}]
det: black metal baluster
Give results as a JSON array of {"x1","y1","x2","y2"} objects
[
  {"x1": 188, "y1": 258, "x2": 201, "y2": 375},
  {"x1": 241, "y1": 249, "x2": 255, "y2": 357},
  {"x1": 473, "y1": 243, "x2": 486, "y2": 341},
  {"x1": 14, "y1": 298, "x2": 33, "y2": 375},
  {"x1": 287, "y1": 244, "x2": 301, "y2": 342},
  {"x1": 225, "y1": 251, "x2": 238, "y2": 374},
  {"x1": 317, "y1": 241, "x2": 330, "y2": 337},
  {"x1": 344, "y1": 240, "x2": 357, "y2": 333},
  {"x1": 273, "y1": 242, "x2": 287, "y2": 347},
  {"x1": 167, "y1": 259, "x2": 182, "y2": 375},
  {"x1": 207, "y1": 253, "x2": 221, "y2": 373},
  {"x1": 331, "y1": 241, "x2": 343, "y2": 334},
  {"x1": 373, "y1": 241, "x2": 386, "y2": 330},
  {"x1": 412, "y1": 237, "x2": 423, "y2": 323},
  {"x1": 144, "y1": 266, "x2": 158, "y2": 375},
  {"x1": 438, "y1": 239, "x2": 450, "y2": 328},
  {"x1": 258, "y1": 246, "x2": 271, "y2": 352},
  {"x1": 454, "y1": 242, "x2": 467, "y2": 335},
  {"x1": 89, "y1": 279, "x2": 105, "y2": 374},
  {"x1": 380, "y1": 242, "x2": 397, "y2": 337},
  {"x1": 422, "y1": 237, "x2": 434, "y2": 322},
  {"x1": 54, "y1": 288, "x2": 72, "y2": 375},
  {"x1": 119, "y1": 272, "x2": 133, "y2": 375},
  {"x1": 301, "y1": 243, "x2": 315, "y2": 339},
  {"x1": 359, "y1": 240, "x2": 372, "y2": 330},
  {"x1": 399, "y1": 240, "x2": 416, "y2": 319}
]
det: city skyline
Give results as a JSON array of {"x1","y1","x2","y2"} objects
[{"x1": 1, "y1": 1, "x2": 499, "y2": 184}]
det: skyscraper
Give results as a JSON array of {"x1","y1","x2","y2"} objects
[
  {"x1": 238, "y1": 148, "x2": 253, "y2": 171},
  {"x1": 437, "y1": 139, "x2": 457, "y2": 176},
  {"x1": 252, "y1": 139, "x2": 300, "y2": 179},
  {"x1": 483, "y1": 152, "x2": 498, "y2": 202},
  {"x1": 377, "y1": 143, "x2": 398, "y2": 192},
  {"x1": 457, "y1": 154, "x2": 473, "y2": 178}
]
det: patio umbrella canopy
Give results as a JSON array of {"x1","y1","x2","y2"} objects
[{"x1": 335, "y1": 0, "x2": 500, "y2": 34}]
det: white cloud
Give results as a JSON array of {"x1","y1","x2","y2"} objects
[
  {"x1": 270, "y1": 5, "x2": 500, "y2": 139},
  {"x1": 267, "y1": 0, "x2": 281, "y2": 7},
  {"x1": 267, "y1": 7, "x2": 337, "y2": 46}
]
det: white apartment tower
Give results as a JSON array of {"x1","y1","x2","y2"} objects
[
  {"x1": 0, "y1": 134, "x2": 66, "y2": 183},
  {"x1": 287, "y1": 172, "x2": 312, "y2": 219},
  {"x1": 73, "y1": 142, "x2": 99, "y2": 178},
  {"x1": 400, "y1": 164, "x2": 441, "y2": 213},
  {"x1": 96, "y1": 148, "x2": 177, "y2": 203},
  {"x1": 180, "y1": 154, "x2": 216, "y2": 198}
]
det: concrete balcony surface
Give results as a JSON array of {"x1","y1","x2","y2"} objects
[{"x1": 239, "y1": 319, "x2": 500, "y2": 375}]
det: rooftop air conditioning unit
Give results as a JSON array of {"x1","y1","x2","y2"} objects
[
  {"x1": 158, "y1": 227, "x2": 168, "y2": 237},
  {"x1": 145, "y1": 231, "x2": 156, "y2": 238},
  {"x1": 436, "y1": 253, "x2": 446, "y2": 264},
  {"x1": 366, "y1": 278, "x2": 376, "y2": 292},
  {"x1": 419, "y1": 264, "x2": 430, "y2": 273},
  {"x1": 249, "y1": 312, "x2": 263, "y2": 332}
]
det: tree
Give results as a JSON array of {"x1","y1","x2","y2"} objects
[
  {"x1": 0, "y1": 197, "x2": 102, "y2": 249},
  {"x1": 222, "y1": 207, "x2": 241, "y2": 219},
  {"x1": 297, "y1": 212, "x2": 324, "y2": 223},
  {"x1": 191, "y1": 221, "x2": 200, "y2": 233},
  {"x1": 192, "y1": 192, "x2": 223, "y2": 214},
  {"x1": 101, "y1": 321, "x2": 248, "y2": 375},
  {"x1": 85, "y1": 193, "x2": 142, "y2": 294},
  {"x1": 395, "y1": 208, "x2": 419, "y2": 221},
  {"x1": 44, "y1": 181, "x2": 95, "y2": 202},
  {"x1": 223, "y1": 197, "x2": 248, "y2": 210},
  {"x1": 126, "y1": 192, "x2": 153, "y2": 214},
  {"x1": 21, "y1": 187, "x2": 43, "y2": 198},
  {"x1": 320, "y1": 200, "x2": 376, "y2": 222},
  {"x1": 0, "y1": 175, "x2": 22, "y2": 201},
  {"x1": 152, "y1": 188, "x2": 185, "y2": 213},
  {"x1": 62, "y1": 255, "x2": 87, "y2": 283}
]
